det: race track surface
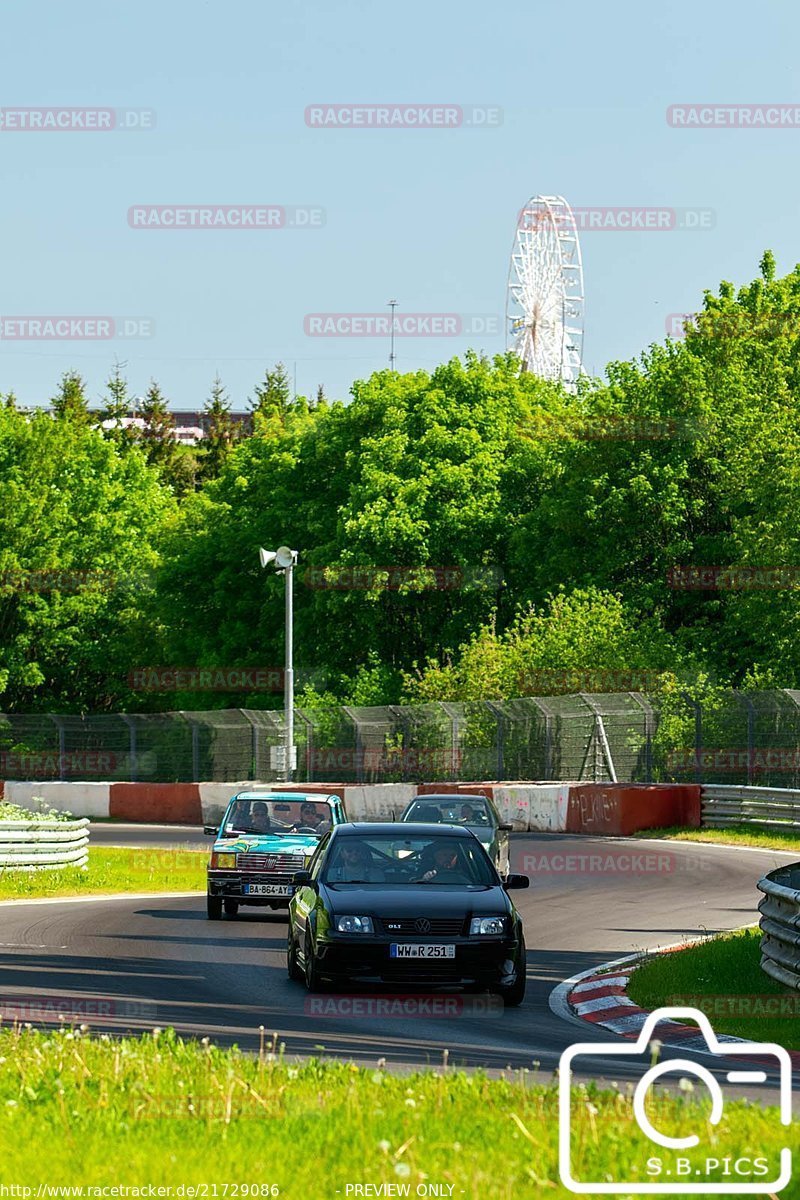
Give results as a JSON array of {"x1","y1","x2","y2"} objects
[{"x1": 1, "y1": 831, "x2": 796, "y2": 1097}]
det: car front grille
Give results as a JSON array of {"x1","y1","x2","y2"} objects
[
  {"x1": 378, "y1": 917, "x2": 466, "y2": 936},
  {"x1": 237, "y1": 853, "x2": 305, "y2": 872}
]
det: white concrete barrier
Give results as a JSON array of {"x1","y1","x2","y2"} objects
[
  {"x1": 199, "y1": 781, "x2": 259, "y2": 826},
  {"x1": 343, "y1": 784, "x2": 416, "y2": 821},
  {"x1": 4, "y1": 781, "x2": 110, "y2": 819},
  {"x1": 527, "y1": 783, "x2": 572, "y2": 832}
]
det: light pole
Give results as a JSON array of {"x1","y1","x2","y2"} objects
[{"x1": 259, "y1": 545, "x2": 298, "y2": 780}]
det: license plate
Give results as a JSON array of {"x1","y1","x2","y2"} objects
[
  {"x1": 390, "y1": 943, "x2": 455, "y2": 959},
  {"x1": 244, "y1": 883, "x2": 291, "y2": 896}
]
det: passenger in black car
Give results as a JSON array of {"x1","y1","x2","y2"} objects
[{"x1": 327, "y1": 839, "x2": 383, "y2": 883}]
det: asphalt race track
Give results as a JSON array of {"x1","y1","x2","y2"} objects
[{"x1": 1, "y1": 829, "x2": 797, "y2": 1100}]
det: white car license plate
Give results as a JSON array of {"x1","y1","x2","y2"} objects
[
  {"x1": 390, "y1": 943, "x2": 455, "y2": 959},
  {"x1": 244, "y1": 883, "x2": 291, "y2": 896}
]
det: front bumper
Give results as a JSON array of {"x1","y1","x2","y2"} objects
[
  {"x1": 313, "y1": 934, "x2": 520, "y2": 986},
  {"x1": 207, "y1": 869, "x2": 295, "y2": 907}
]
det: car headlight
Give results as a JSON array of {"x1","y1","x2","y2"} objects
[
  {"x1": 336, "y1": 915, "x2": 374, "y2": 934},
  {"x1": 469, "y1": 916, "x2": 505, "y2": 935},
  {"x1": 211, "y1": 852, "x2": 237, "y2": 869}
]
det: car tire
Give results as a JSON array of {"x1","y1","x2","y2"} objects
[
  {"x1": 303, "y1": 931, "x2": 326, "y2": 993},
  {"x1": 287, "y1": 927, "x2": 303, "y2": 981},
  {"x1": 207, "y1": 894, "x2": 223, "y2": 920},
  {"x1": 224, "y1": 900, "x2": 239, "y2": 917},
  {"x1": 499, "y1": 935, "x2": 527, "y2": 1007}
]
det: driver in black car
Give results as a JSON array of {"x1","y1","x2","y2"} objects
[{"x1": 417, "y1": 841, "x2": 470, "y2": 884}]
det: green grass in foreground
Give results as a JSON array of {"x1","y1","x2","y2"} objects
[
  {"x1": 628, "y1": 926, "x2": 800, "y2": 1048},
  {"x1": 0, "y1": 1027, "x2": 795, "y2": 1198},
  {"x1": 0, "y1": 847, "x2": 205, "y2": 900},
  {"x1": 635, "y1": 822, "x2": 800, "y2": 852}
]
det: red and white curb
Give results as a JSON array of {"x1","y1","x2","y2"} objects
[{"x1": 550, "y1": 940, "x2": 800, "y2": 1070}]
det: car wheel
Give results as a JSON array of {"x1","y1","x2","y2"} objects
[
  {"x1": 303, "y1": 931, "x2": 326, "y2": 993},
  {"x1": 500, "y1": 935, "x2": 527, "y2": 1007},
  {"x1": 207, "y1": 894, "x2": 223, "y2": 920},
  {"x1": 224, "y1": 900, "x2": 239, "y2": 917},
  {"x1": 287, "y1": 926, "x2": 303, "y2": 981}
]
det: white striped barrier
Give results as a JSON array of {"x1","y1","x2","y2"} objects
[{"x1": 0, "y1": 818, "x2": 89, "y2": 870}]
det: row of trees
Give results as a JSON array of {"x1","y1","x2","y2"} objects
[
  {"x1": 3, "y1": 252, "x2": 800, "y2": 713},
  {"x1": 41, "y1": 362, "x2": 326, "y2": 493}
]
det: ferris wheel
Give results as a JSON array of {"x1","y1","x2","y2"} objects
[{"x1": 506, "y1": 195, "x2": 585, "y2": 387}]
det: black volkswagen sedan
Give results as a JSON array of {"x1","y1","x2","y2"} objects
[{"x1": 287, "y1": 823, "x2": 529, "y2": 1005}]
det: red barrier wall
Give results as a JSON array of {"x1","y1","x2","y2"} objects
[
  {"x1": 566, "y1": 784, "x2": 701, "y2": 836},
  {"x1": 110, "y1": 783, "x2": 202, "y2": 824}
]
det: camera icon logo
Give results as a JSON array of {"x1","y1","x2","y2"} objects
[{"x1": 559, "y1": 1006, "x2": 792, "y2": 1194}]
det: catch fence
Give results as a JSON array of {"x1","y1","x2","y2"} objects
[{"x1": 3, "y1": 689, "x2": 800, "y2": 786}]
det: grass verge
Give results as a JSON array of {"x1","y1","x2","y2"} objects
[
  {"x1": 0, "y1": 847, "x2": 205, "y2": 900},
  {"x1": 628, "y1": 926, "x2": 799, "y2": 1049},
  {"x1": 634, "y1": 823, "x2": 800, "y2": 852},
  {"x1": 0, "y1": 1026, "x2": 794, "y2": 1197}
]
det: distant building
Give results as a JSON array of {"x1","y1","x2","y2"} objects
[{"x1": 83, "y1": 407, "x2": 252, "y2": 446}]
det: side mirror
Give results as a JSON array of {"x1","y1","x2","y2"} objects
[
  {"x1": 499, "y1": 822, "x2": 513, "y2": 832},
  {"x1": 293, "y1": 870, "x2": 317, "y2": 890},
  {"x1": 503, "y1": 873, "x2": 530, "y2": 890},
  {"x1": 203, "y1": 825, "x2": 218, "y2": 836}
]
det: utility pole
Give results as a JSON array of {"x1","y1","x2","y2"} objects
[{"x1": 388, "y1": 299, "x2": 398, "y2": 371}]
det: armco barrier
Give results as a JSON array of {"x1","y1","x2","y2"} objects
[
  {"x1": 0, "y1": 817, "x2": 89, "y2": 870},
  {"x1": 566, "y1": 784, "x2": 701, "y2": 836},
  {"x1": 758, "y1": 863, "x2": 800, "y2": 990},
  {"x1": 703, "y1": 784, "x2": 800, "y2": 829}
]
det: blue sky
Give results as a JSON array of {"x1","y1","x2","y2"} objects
[{"x1": 1, "y1": 0, "x2": 798, "y2": 410}]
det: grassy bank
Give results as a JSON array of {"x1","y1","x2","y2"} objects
[
  {"x1": 0, "y1": 1026, "x2": 794, "y2": 1197},
  {"x1": 0, "y1": 847, "x2": 205, "y2": 900},
  {"x1": 635, "y1": 823, "x2": 800, "y2": 852},
  {"x1": 628, "y1": 926, "x2": 799, "y2": 1049}
]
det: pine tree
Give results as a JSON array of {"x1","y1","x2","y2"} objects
[
  {"x1": 201, "y1": 375, "x2": 236, "y2": 479},
  {"x1": 99, "y1": 362, "x2": 135, "y2": 444},
  {"x1": 250, "y1": 362, "x2": 291, "y2": 434},
  {"x1": 140, "y1": 381, "x2": 175, "y2": 461},
  {"x1": 51, "y1": 371, "x2": 89, "y2": 424}
]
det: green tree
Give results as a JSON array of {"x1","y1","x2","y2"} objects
[
  {"x1": 99, "y1": 363, "x2": 137, "y2": 447},
  {"x1": 250, "y1": 362, "x2": 292, "y2": 436},
  {"x1": 51, "y1": 371, "x2": 90, "y2": 425},
  {"x1": 200, "y1": 375, "x2": 236, "y2": 480},
  {"x1": 0, "y1": 406, "x2": 175, "y2": 710}
]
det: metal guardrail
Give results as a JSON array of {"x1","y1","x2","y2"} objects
[
  {"x1": 0, "y1": 818, "x2": 89, "y2": 871},
  {"x1": 758, "y1": 864, "x2": 800, "y2": 990},
  {"x1": 702, "y1": 784, "x2": 800, "y2": 829}
]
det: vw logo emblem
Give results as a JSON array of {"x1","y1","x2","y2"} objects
[{"x1": 415, "y1": 917, "x2": 431, "y2": 933}]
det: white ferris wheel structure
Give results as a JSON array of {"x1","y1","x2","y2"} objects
[{"x1": 506, "y1": 194, "x2": 585, "y2": 388}]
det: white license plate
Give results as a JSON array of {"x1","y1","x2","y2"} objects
[
  {"x1": 390, "y1": 943, "x2": 455, "y2": 959},
  {"x1": 244, "y1": 883, "x2": 291, "y2": 896}
]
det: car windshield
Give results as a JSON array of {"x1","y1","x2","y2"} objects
[
  {"x1": 222, "y1": 798, "x2": 332, "y2": 837},
  {"x1": 403, "y1": 798, "x2": 493, "y2": 827},
  {"x1": 322, "y1": 834, "x2": 496, "y2": 887}
]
